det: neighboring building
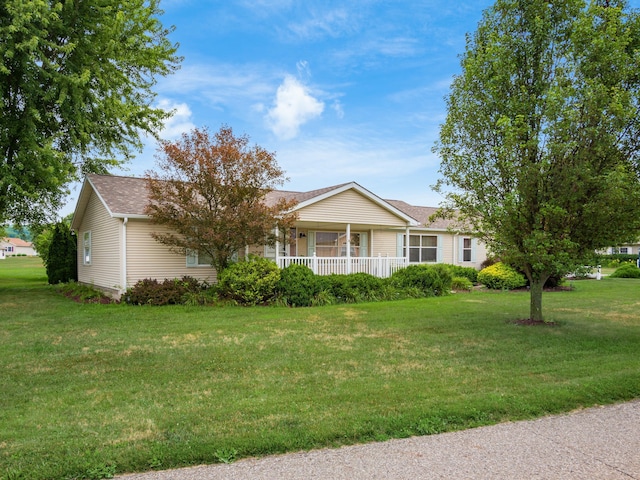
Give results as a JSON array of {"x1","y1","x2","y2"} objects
[
  {"x1": 603, "y1": 244, "x2": 640, "y2": 256},
  {"x1": 71, "y1": 174, "x2": 488, "y2": 297},
  {"x1": 1, "y1": 237, "x2": 37, "y2": 256}
]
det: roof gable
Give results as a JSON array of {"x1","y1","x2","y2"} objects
[{"x1": 289, "y1": 182, "x2": 419, "y2": 226}]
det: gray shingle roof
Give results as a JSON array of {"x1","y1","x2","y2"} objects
[
  {"x1": 385, "y1": 200, "x2": 453, "y2": 230},
  {"x1": 88, "y1": 174, "x2": 150, "y2": 216},
  {"x1": 82, "y1": 174, "x2": 454, "y2": 229}
]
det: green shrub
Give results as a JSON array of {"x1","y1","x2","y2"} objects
[
  {"x1": 451, "y1": 276, "x2": 473, "y2": 291},
  {"x1": 344, "y1": 273, "x2": 385, "y2": 302},
  {"x1": 125, "y1": 276, "x2": 204, "y2": 305},
  {"x1": 609, "y1": 263, "x2": 640, "y2": 278},
  {"x1": 277, "y1": 263, "x2": 319, "y2": 307},
  {"x1": 218, "y1": 255, "x2": 280, "y2": 305},
  {"x1": 477, "y1": 262, "x2": 526, "y2": 290},
  {"x1": 445, "y1": 265, "x2": 478, "y2": 283},
  {"x1": 389, "y1": 264, "x2": 453, "y2": 297},
  {"x1": 308, "y1": 273, "x2": 387, "y2": 304}
]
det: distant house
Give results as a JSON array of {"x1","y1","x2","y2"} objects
[
  {"x1": 1, "y1": 237, "x2": 37, "y2": 256},
  {"x1": 603, "y1": 243, "x2": 640, "y2": 256},
  {"x1": 71, "y1": 174, "x2": 488, "y2": 297}
]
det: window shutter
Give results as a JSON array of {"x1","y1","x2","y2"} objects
[
  {"x1": 458, "y1": 237, "x2": 463, "y2": 264},
  {"x1": 307, "y1": 232, "x2": 316, "y2": 256},
  {"x1": 359, "y1": 232, "x2": 368, "y2": 257},
  {"x1": 437, "y1": 235, "x2": 443, "y2": 263},
  {"x1": 471, "y1": 238, "x2": 477, "y2": 263},
  {"x1": 396, "y1": 233, "x2": 404, "y2": 257}
]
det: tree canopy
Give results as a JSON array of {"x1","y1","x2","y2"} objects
[
  {"x1": 434, "y1": 0, "x2": 640, "y2": 322},
  {"x1": 145, "y1": 126, "x2": 298, "y2": 273},
  {"x1": 1, "y1": 0, "x2": 181, "y2": 225}
]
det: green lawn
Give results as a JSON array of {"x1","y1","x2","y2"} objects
[{"x1": 1, "y1": 257, "x2": 640, "y2": 480}]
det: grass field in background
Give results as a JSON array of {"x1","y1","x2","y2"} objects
[{"x1": 1, "y1": 257, "x2": 639, "y2": 479}]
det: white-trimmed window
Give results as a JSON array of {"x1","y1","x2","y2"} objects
[
  {"x1": 463, "y1": 238, "x2": 472, "y2": 261},
  {"x1": 307, "y1": 231, "x2": 368, "y2": 257},
  {"x1": 620, "y1": 247, "x2": 629, "y2": 254},
  {"x1": 6, "y1": 246, "x2": 13, "y2": 253},
  {"x1": 406, "y1": 235, "x2": 438, "y2": 263},
  {"x1": 83, "y1": 231, "x2": 91, "y2": 265},
  {"x1": 458, "y1": 237, "x2": 476, "y2": 263},
  {"x1": 186, "y1": 250, "x2": 213, "y2": 267}
]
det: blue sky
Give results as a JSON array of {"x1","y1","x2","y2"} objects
[{"x1": 59, "y1": 0, "x2": 634, "y2": 216}]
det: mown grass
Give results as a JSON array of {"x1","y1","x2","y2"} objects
[{"x1": 1, "y1": 257, "x2": 639, "y2": 479}]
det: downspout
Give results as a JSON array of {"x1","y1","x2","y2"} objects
[{"x1": 122, "y1": 217, "x2": 128, "y2": 295}]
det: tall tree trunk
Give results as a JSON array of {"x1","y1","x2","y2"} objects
[
  {"x1": 529, "y1": 279, "x2": 544, "y2": 322},
  {"x1": 529, "y1": 273, "x2": 550, "y2": 322}
]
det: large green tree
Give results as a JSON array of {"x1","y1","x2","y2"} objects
[
  {"x1": 1, "y1": 0, "x2": 181, "y2": 225},
  {"x1": 434, "y1": 0, "x2": 640, "y2": 322}
]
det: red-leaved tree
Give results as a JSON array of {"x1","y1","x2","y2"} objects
[{"x1": 145, "y1": 126, "x2": 298, "y2": 273}]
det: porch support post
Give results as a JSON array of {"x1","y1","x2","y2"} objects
[
  {"x1": 275, "y1": 225, "x2": 280, "y2": 267},
  {"x1": 346, "y1": 223, "x2": 351, "y2": 274}
]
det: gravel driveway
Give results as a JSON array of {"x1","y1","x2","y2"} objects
[{"x1": 117, "y1": 399, "x2": 640, "y2": 479}]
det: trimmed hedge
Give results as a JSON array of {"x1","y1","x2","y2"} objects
[{"x1": 477, "y1": 262, "x2": 526, "y2": 290}]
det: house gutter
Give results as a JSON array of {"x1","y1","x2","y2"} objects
[{"x1": 122, "y1": 217, "x2": 128, "y2": 295}]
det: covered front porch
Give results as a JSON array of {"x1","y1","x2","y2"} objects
[
  {"x1": 264, "y1": 181, "x2": 421, "y2": 278},
  {"x1": 271, "y1": 220, "x2": 414, "y2": 279}
]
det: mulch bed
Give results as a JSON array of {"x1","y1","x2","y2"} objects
[
  {"x1": 61, "y1": 291, "x2": 114, "y2": 304},
  {"x1": 511, "y1": 318, "x2": 558, "y2": 326}
]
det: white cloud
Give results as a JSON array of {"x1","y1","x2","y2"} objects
[
  {"x1": 286, "y1": 7, "x2": 355, "y2": 40},
  {"x1": 156, "y1": 99, "x2": 196, "y2": 139},
  {"x1": 266, "y1": 75, "x2": 325, "y2": 140}
]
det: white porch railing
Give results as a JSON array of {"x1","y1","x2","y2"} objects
[{"x1": 277, "y1": 254, "x2": 408, "y2": 278}]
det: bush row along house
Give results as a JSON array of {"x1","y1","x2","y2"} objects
[{"x1": 70, "y1": 174, "x2": 488, "y2": 297}]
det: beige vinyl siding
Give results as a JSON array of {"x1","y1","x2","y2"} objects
[
  {"x1": 76, "y1": 192, "x2": 122, "y2": 291},
  {"x1": 125, "y1": 219, "x2": 217, "y2": 287},
  {"x1": 469, "y1": 239, "x2": 488, "y2": 267},
  {"x1": 441, "y1": 233, "x2": 455, "y2": 264},
  {"x1": 298, "y1": 190, "x2": 408, "y2": 227},
  {"x1": 370, "y1": 230, "x2": 400, "y2": 257}
]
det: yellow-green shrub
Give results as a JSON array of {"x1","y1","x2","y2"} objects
[{"x1": 477, "y1": 262, "x2": 526, "y2": 290}]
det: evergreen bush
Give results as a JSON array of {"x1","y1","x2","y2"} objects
[{"x1": 45, "y1": 222, "x2": 77, "y2": 284}]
